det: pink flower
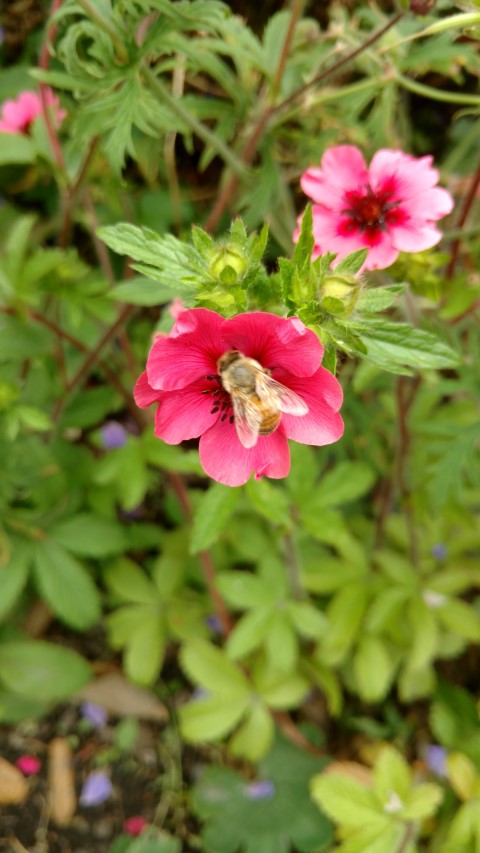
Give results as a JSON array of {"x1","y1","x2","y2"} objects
[
  {"x1": 15, "y1": 754, "x2": 41, "y2": 776},
  {"x1": 296, "y1": 145, "x2": 454, "y2": 271},
  {"x1": 124, "y1": 816, "x2": 148, "y2": 836},
  {"x1": 0, "y1": 89, "x2": 65, "y2": 135},
  {"x1": 134, "y1": 308, "x2": 344, "y2": 487}
]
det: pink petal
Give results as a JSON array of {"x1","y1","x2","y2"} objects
[
  {"x1": 279, "y1": 369, "x2": 344, "y2": 446},
  {"x1": 223, "y1": 312, "x2": 323, "y2": 377},
  {"x1": 301, "y1": 146, "x2": 369, "y2": 207},
  {"x1": 154, "y1": 381, "x2": 219, "y2": 443},
  {"x1": 360, "y1": 238, "x2": 399, "y2": 271},
  {"x1": 391, "y1": 221, "x2": 444, "y2": 253},
  {"x1": 146, "y1": 308, "x2": 224, "y2": 391},
  {"x1": 369, "y1": 150, "x2": 440, "y2": 202},
  {"x1": 133, "y1": 371, "x2": 162, "y2": 408},
  {"x1": 417, "y1": 186, "x2": 454, "y2": 219},
  {"x1": 199, "y1": 419, "x2": 290, "y2": 486},
  {"x1": 0, "y1": 122, "x2": 15, "y2": 134}
]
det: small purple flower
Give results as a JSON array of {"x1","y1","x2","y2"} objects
[
  {"x1": 245, "y1": 780, "x2": 276, "y2": 800},
  {"x1": 425, "y1": 745, "x2": 447, "y2": 778},
  {"x1": 101, "y1": 421, "x2": 128, "y2": 450},
  {"x1": 205, "y1": 614, "x2": 223, "y2": 635},
  {"x1": 431, "y1": 544, "x2": 447, "y2": 560},
  {"x1": 79, "y1": 771, "x2": 113, "y2": 806},
  {"x1": 80, "y1": 701, "x2": 108, "y2": 729}
]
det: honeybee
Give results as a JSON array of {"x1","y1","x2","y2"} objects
[{"x1": 217, "y1": 350, "x2": 308, "y2": 449}]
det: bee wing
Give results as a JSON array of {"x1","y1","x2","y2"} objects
[
  {"x1": 231, "y1": 392, "x2": 261, "y2": 449},
  {"x1": 255, "y1": 374, "x2": 308, "y2": 416}
]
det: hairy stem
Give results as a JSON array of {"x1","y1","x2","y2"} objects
[{"x1": 167, "y1": 473, "x2": 233, "y2": 637}]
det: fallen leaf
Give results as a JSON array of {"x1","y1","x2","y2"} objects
[
  {"x1": 0, "y1": 758, "x2": 28, "y2": 804},
  {"x1": 48, "y1": 738, "x2": 76, "y2": 826},
  {"x1": 323, "y1": 760, "x2": 373, "y2": 787},
  {"x1": 75, "y1": 673, "x2": 168, "y2": 722}
]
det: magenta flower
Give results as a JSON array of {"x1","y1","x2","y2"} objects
[
  {"x1": 134, "y1": 309, "x2": 343, "y2": 487},
  {"x1": 296, "y1": 145, "x2": 454, "y2": 271},
  {"x1": 0, "y1": 89, "x2": 65, "y2": 135},
  {"x1": 124, "y1": 816, "x2": 148, "y2": 836},
  {"x1": 15, "y1": 754, "x2": 41, "y2": 776}
]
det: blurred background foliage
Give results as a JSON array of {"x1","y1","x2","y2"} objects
[{"x1": 0, "y1": 0, "x2": 479, "y2": 850}]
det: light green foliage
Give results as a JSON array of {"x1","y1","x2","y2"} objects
[
  {"x1": 311, "y1": 746, "x2": 443, "y2": 852},
  {"x1": 0, "y1": 1, "x2": 479, "y2": 849}
]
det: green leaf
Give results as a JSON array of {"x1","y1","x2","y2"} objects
[
  {"x1": 320, "y1": 584, "x2": 368, "y2": 666},
  {"x1": 402, "y1": 783, "x2": 443, "y2": 820},
  {"x1": 180, "y1": 640, "x2": 249, "y2": 695},
  {"x1": 257, "y1": 671, "x2": 309, "y2": 710},
  {"x1": 0, "y1": 132, "x2": 36, "y2": 165},
  {"x1": 33, "y1": 540, "x2": 101, "y2": 630},
  {"x1": 357, "y1": 284, "x2": 406, "y2": 314},
  {"x1": 245, "y1": 478, "x2": 292, "y2": 527},
  {"x1": 265, "y1": 612, "x2": 298, "y2": 673},
  {"x1": 229, "y1": 702, "x2": 274, "y2": 761},
  {"x1": 226, "y1": 607, "x2": 272, "y2": 660},
  {"x1": 180, "y1": 693, "x2": 248, "y2": 742},
  {"x1": 109, "y1": 277, "x2": 182, "y2": 305},
  {"x1": 436, "y1": 599, "x2": 480, "y2": 641},
  {"x1": 407, "y1": 597, "x2": 438, "y2": 671},
  {"x1": 353, "y1": 636, "x2": 394, "y2": 703},
  {"x1": 373, "y1": 747, "x2": 411, "y2": 805},
  {"x1": 308, "y1": 462, "x2": 375, "y2": 509},
  {"x1": 311, "y1": 773, "x2": 385, "y2": 829},
  {"x1": 293, "y1": 204, "x2": 314, "y2": 271},
  {"x1": 0, "y1": 545, "x2": 30, "y2": 621},
  {"x1": 354, "y1": 320, "x2": 461, "y2": 371},
  {"x1": 334, "y1": 248, "x2": 368, "y2": 275},
  {"x1": 104, "y1": 558, "x2": 158, "y2": 604},
  {"x1": 124, "y1": 612, "x2": 166, "y2": 686},
  {"x1": 190, "y1": 483, "x2": 239, "y2": 554},
  {"x1": 51, "y1": 513, "x2": 127, "y2": 557},
  {"x1": 0, "y1": 640, "x2": 91, "y2": 702}
]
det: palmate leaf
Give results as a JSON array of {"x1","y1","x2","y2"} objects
[
  {"x1": 190, "y1": 483, "x2": 240, "y2": 554},
  {"x1": 193, "y1": 734, "x2": 333, "y2": 853}
]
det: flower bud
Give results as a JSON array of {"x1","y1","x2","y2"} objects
[
  {"x1": 320, "y1": 274, "x2": 361, "y2": 317},
  {"x1": 209, "y1": 245, "x2": 247, "y2": 283}
]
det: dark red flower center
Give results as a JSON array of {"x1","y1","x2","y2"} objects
[{"x1": 342, "y1": 185, "x2": 401, "y2": 238}]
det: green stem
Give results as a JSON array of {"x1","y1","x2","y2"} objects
[
  {"x1": 142, "y1": 65, "x2": 248, "y2": 179},
  {"x1": 396, "y1": 73, "x2": 480, "y2": 105}
]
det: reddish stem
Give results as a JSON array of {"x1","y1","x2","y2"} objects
[
  {"x1": 39, "y1": 0, "x2": 65, "y2": 172},
  {"x1": 446, "y1": 153, "x2": 480, "y2": 280}
]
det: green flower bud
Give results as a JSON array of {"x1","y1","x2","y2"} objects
[
  {"x1": 320, "y1": 274, "x2": 361, "y2": 317},
  {"x1": 209, "y1": 245, "x2": 247, "y2": 284}
]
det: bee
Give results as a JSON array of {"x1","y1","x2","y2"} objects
[{"x1": 217, "y1": 350, "x2": 308, "y2": 449}]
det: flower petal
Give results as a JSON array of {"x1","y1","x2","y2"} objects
[
  {"x1": 154, "y1": 380, "x2": 220, "y2": 443},
  {"x1": 199, "y1": 419, "x2": 290, "y2": 486},
  {"x1": 391, "y1": 221, "x2": 444, "y2": 253},
  {"x1": 223, "y1": 312, "x2": 323, "y2": 376},
  {"x1": 146, "y1": 308, "x2": 225, "y2": 391},
  {"x1": 301, "y1": 145, "x2": 369, "y2": 207},
  {"x1": 279, "y1": 368, "x2": 344, "y2": 446},
  {"x1": 133, "y1": 371, "x2": 162, "y2": 408},
  {"x1": 369, "y1": 150, "x2": 446, "y2": 205}
]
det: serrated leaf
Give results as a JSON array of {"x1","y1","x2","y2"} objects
[
  {"x1": 0, "y1": 641, "x2": 91, "y2": 702},
  {"x1": 229, "y1": 701, "x2": 274, "y2": 761},
  {"x1": 357, "y1": 284, "x2": 406, "y2": 313},
  {"x1": 104, "y1": 558, "x2": 158, "y2": 604},
  {"x1": 33, "y1": 540, "x2": 101, "y2": 630},
  {"x1": 180, "y1": 693, "x2": 248, "y2": 742},
  {"x1": 124, "y1": 613, "x2": 166, "y2": 685},
  {"x1": 293, "y1": 205, "x2": 314, "y2": 271},
  {"x1": 190, "y1": 483, "x2": 239, "y2": 553},
  {"x1": 402, "y1": 783, "x2": 443, "y2": 820},
  {"x1": 217, "y1": 571, "x2": 271, "y2": 609},
  {"x1": 51, "y1": 513, "x2": 127, "y2": 557},
  {"x1": 180, "y1": 640, "x2": 249, "y2": 696},
  {"x1": 0, "y1": 545, "x2": 30, "y2": 621},
  {"x1": 245, "y1": 478, "x2": 291, "y2": 527},
  {"x1": 0, "y1": 132, "x2": 36, "y2": 165},
  {"x1": 109, "y1": 278, "x2": 182, "y2": 305},
  {"x1": 257, "y1": 671, "x2": 309, "y2": 710},
  {"x1": 354, "y1": 320, "x2": 461, "y2": 371},
  {"x1": 334, "y1": 249, "x2": 368, "y2": 275},
  {"x1": 320, "y1": 584, "x2": 368, "y2": 666},
  {"x1": 226, "y1": 607, "x2": 272, "y2": 660},
  {"x1": 353, "y1": 636, "x2": 394, "y2": 703},
  {"x1": 311, "y1": 773, "x2": 385, "y2": 829},
  {"x1": 373, "y1": 747, "x2": 411, "y2": 805}
]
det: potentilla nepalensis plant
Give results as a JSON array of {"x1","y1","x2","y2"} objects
[
  {"x1": 134, "y1": 308, "x2": 343, "y2": 487},
  {"x1": 295, "y1": 145, "x2": 454, "y2": 271},
  {"x1": 0, "y1": 89, "x2": 65, "y2": 134}
]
